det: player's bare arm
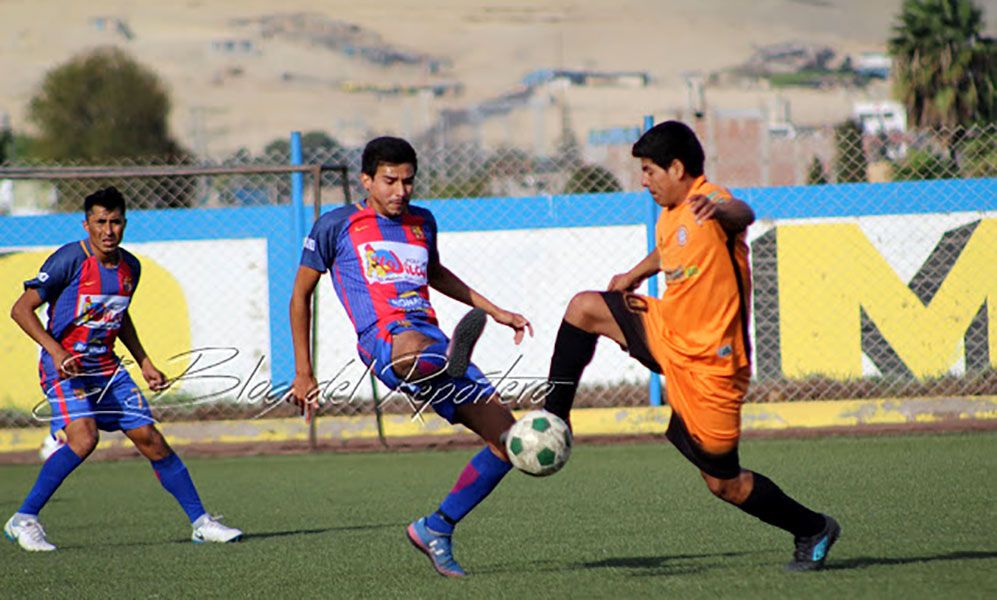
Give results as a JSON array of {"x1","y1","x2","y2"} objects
[
  {"x1": 607, "y1": 250, "x2": 662, "y2": 292},
  {"x1": 428, "y1": 260, "x2": 533, "y2": 344},
  {"x1": 10, "y1": 288, "x2": 79, "y2": 377},
  {"x1": 688, "y1": 195, "x2": 755, "y2": 233},
  {"x1": 118, "y1": 311, "x2": 168, "y2": 391},
  {"x1": 288, "y1": 265, "x2": 322, "y2": 415}
]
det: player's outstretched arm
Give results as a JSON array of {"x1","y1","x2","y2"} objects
[
  {"x1": 288, "y1": 266, "x2": 322, "y2": 416},
  {"x1": 429, "y1": 261, "x2": 533, "y2": 344},
  {"x1": 608, "y1": 250, "x2": 661, "y2": 292},
  {"x1": 688, "y1": 195, "x2": 755, "y2": 233},
  {"x1": 119, "y1": 311, "x2": 168, "y2": 391},
  {"x1": 10, "y1": 288, "x2": 80, "y2": 378}
]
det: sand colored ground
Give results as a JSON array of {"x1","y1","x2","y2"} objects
[{"x1": 1, "y1": 1, "x2": 994, "y2": 157}]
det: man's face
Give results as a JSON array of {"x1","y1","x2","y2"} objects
[
  {"x1": 361, "y1": 162, "x2": 415, "y2": 218},
  {"x1": 639, "y1": 158, "x2": 684, "y2": 208},
  {"x1": 83, "y1": 205, "x2": 126, "y2": 256}
]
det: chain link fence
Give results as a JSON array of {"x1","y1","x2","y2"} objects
[{"x1": 0, "y1": 122, "x2": 994, "y2": 429}]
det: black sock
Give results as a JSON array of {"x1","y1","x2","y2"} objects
[
  {"x1": 543, "y1": 320, "x2": 598, "y2": 419},
  {"x1": 737, "y1": 472, "x2": 826, "y2": 538}
]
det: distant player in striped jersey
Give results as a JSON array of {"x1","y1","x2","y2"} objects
[
  {"x1": 4, "y1": 187, "x2": 241, "y2": 551},
  {"x1": 289, "y1": 137, "x2": 532, "y2": 577},
  {"x1": 543, "y1": 121, "x2": 840, "y2": 571}
]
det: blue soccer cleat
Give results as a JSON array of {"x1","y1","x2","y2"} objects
[
  {"x1": 786, "y1": 514, "x2": 841, "y2": 571},
  {"x1": 406, "y1": 517, "x2": 466, "y2": 577}
]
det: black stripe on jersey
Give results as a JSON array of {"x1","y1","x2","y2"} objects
[{"x1": 726, "y1": 234, "x2": 752, "y2": 360}]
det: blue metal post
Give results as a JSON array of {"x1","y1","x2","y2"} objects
[
  {"x1": 641, "y1": 115, "x2": 663, "y2": 407},
  {"x1": 290, "y1": 131, "x2": 305, "y2": 244}
]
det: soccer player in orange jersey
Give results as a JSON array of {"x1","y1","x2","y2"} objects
[{"x1": 543, "y1": 121, "x2": 840, "y2": 571}]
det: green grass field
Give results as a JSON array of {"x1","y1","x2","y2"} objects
[{"x1": 3, "y1": 432, "x2": 995, "y2": 598}]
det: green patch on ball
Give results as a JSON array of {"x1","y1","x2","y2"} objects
[
  {"x1": 531, "y1": 417, "x2": 551, "y2": 432},
  {"x1": 509, "y1": 437, "x2": 524, "y2": 455},
  {"x1": 537, "y1": 447, "x2": 556, "y2": 466}
]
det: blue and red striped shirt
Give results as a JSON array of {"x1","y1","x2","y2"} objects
[
  {"x1": 300, "y1": 202, "x2": 439, "y2": 337},
  {"x1": 24, "y1": 239, "x2": 141, "y2": 378}
]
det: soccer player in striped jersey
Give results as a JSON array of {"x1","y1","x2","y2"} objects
[
  {"x1": 543, "y1": 121, "x2": 840, "y2": 571},
  {"x1": 289, "y1": 137, "x2": 532, "y2": 577},
  {"x1": 4, "y1": 187, "x2": 241, "y2": 551}
]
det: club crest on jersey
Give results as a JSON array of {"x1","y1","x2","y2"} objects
[
  {"x1": 121, "y1": 276, "x2": 133, "y2": 294},
  {"x1": 360, "y1": 241, "x2": 428, "y2": 285},
  {"x1": 410, "y1": 225, "x2": 425, "y2": 240},
  {"x1": 677, "y1": 226, "x2": 688, "y2": 246}
]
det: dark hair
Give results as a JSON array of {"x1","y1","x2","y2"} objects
[
  {"x1": 84, "y1": 186, "x2": 126, "y2": 215},
  {"x1": 631, "y1": 121, "x2": 705, "y2": 177},
  {"x1": 361, "y1": 136, "x2": 418, "y2": 176}
]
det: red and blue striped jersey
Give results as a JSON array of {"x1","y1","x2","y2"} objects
[
  {"x1": 24, "y1": 239, "x2": 141, "y2": 375},
  {"x1": 300, "y1": 202, "x2": 439, "y2": 337}
]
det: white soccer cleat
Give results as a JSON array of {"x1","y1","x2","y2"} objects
[
  {"x1": 191, "y1": 514, "x2": 242, "y2": 544},
  {"x1": 4, "y1": 514, "x2": 57, "y2": 552},
  {"x1": 39, "y1": 432, "x2": 66, "y2": 461}
]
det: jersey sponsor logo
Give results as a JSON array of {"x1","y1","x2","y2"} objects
[
  {"x1": 360, "y1": 241, "x2": 428, "y2": 285},
  {"x1": 388, "y1": 290, "x2": 431, "y2": 312},
  {"x1": 303, "y1": 237, "x2": 316, "y2": 251},
  {"x1": 72, "y1": 341, "x2": 109, "y2": 355},
  {"x1": 37, "y1": 272, "x2": 49, "y2": 282},
  {"x1": 74, "y1": 294, "x2": 130, "y2": 330},
  {"x1": 663, "y1": 264, "x2": 700, "y2": 282}
]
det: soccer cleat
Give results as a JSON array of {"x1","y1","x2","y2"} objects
[
  {"x1": 4, "y1": 514, "x2": 56, "y2": 552},
  {"x1": 786, "y1": 515, "x2": 841, "y2": 572},
  {"x1": 446, "y1": 308, "x2": 487, "y2": 378},
  {"x1": 406, "y1": 517, "x2": 466, "y2": 577},
  {"x1": 191, "y1": 514, "x2": 243, "y2": 544}
]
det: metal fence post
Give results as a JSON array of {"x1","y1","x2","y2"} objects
[{"x1": 642, "y1": 115, "x2": 663, "y2": 407}]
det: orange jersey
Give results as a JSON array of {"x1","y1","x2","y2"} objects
[{"x1": 646, "y1": 176, "x2": 751, "y2": 375}]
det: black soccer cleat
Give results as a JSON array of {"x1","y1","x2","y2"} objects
[
  {"x1": 446, "y1": 308, "x2": 487, "y2": 378},
  {"x1": 786, "y1": 515, "x2": 841, "y2": 572}
]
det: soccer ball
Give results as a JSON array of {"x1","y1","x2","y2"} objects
[{"x1": 505, "y1": 410, "x2": 572, "y2": 477}]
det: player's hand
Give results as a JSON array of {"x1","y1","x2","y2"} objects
[
  {"x1": 608, "y1": 272, "x2": 641, "y2": 292},
  {"x1": 288, "y1": 372, "x2": 320, "y2": 420},
  {"x1": 687, "y1": 194, "x2": 718, "y2": 224},
  {"x1": 140, "y1": 359, "x2": 170, "y2": 391},
  {"x1": 491, "y1": 310, "x2": 533, "y2": 345},
  {"x1": 53, "y1": 348, "x2": 81, "y2": 379}
]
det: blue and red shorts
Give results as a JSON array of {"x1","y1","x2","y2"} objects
[
  {"x1": 357, "y1": 319, "x2": 496, "y2": 424},
  {"x1": 39, "y1": 354, "x2": 155, "y2": 435}
]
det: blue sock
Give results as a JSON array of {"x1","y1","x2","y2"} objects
[
  {"x1": 425, "y1": 446, "x2": 512, "y2": 535},
  {"x1": 151, "y1": 453, "x2": 206, "y2": 523},
  {"x1": 18, "y1": 445, "x2": 84, "y2": 516}
]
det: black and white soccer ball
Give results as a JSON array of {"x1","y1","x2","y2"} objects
[{"x1": 505, "y1": 410, "x2": 572, "y2": 477}]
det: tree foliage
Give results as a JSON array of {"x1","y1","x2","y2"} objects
[
  {"x1": 28, "y1": 47, "x2": 185, "y2": 161},
  {"x1": 888, "y1": 0, "x2": 996, "y2": 129},
  {"x1": 563, "y1": 165, "x2": 622, "y2": 194},
  {"x1": 892, "y1": 149, "x2": 960, "y2": 180},
  {"x1": 806, "y1": 156, "x2": 829, "y2": 185},
  {"x1": 833, "y1": 120, "x2": 868, "y2": 183},
  {"x1": 26, "y1": 47, "x2": 193, "y2": 210}
]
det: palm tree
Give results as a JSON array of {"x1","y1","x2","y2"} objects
[{"x1": 888, "y1": 0, "x2": 995, "y2": 133}]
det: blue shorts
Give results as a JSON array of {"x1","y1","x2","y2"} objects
[
  {"x1": 39, "y1": 359, "x2": 155, "y2": 435},
  {"x1": 357, "y1": 319, "x2": 496, "y2": 424}
]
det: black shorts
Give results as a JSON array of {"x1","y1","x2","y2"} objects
[
  {"x1": 601, "y1": 291, "x2": 742, "y2": 480},
  {"x1": 600, "y1": 291, "x2": 661, "y2": 373}
]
